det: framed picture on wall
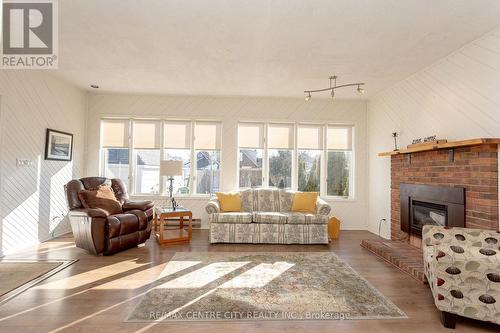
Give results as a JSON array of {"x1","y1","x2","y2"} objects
[{"x1": 45, "y1": 129, "x2": 74, "y2": 161}]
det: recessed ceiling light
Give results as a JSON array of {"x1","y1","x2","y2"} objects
[{"x1": 90, "y1": 84, "x2": 99, "y2": 89}]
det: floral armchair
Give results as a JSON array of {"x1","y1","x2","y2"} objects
[{"x1": 422, "y1": 225, "x2": 500, "y2": 328}]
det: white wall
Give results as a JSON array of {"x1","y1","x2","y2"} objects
[
  {"x1": 0, "y1": 71, "x2": 87, "y2": 256},
  {"x1": 367, "y1": 27, "x2": 500, "y2": 238},
  {"x1": 87, "y1": 94, "x2": 368, "y2": 229}
]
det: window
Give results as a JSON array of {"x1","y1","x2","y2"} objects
[
  {"x1": 297, "y1": 125, "x2": 322, "y2": 192},
  {"x1": 163, "y1": 121, "x2": 191, "y2": 195},
  {"x1": 238, "y1": 123, "x2": 264, "y2": 188},
  {"x1": 100, "y1": 119, "x2": 352, "y2": 198},
  {"x1": 194, "y1": 122, "x2": 221, "y2": 194},
  {"x1": 236, "y1": 122, "x2": 354, "y2": 197},
  {"x1": 133, "y1": 120, "x2": 161, "y2": 194},
  {"x1": 326, "y1": 126, "x2": 353, "y2": 198},
  {"x1": 100, "y1": 119, "x2": 222, "y2": 196},
  {"x1": 101, "y1": 119, "x2": 130, "y2": 185},
  {"x1": 267, "y1": 123, "x2": 293, "y2": 188}
]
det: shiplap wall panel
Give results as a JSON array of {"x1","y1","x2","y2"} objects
[
  {"x1": 87, "y1": 94, "x2": 368, "y2": 229},
  {"x1": 0, "y1": 71, "x2": 87, "y2": 256},
  {"x1": 368, "y1": 27, "x2": 500, "y2": 238}
]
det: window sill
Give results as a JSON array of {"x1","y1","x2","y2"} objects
[
  {"x1": 324, "y1": 196, "x2": 357, "y2": 203},
  {"x1": 129, "y1": 194, "x2": 356, "y2": 203},
  {"x1": 130, "y1": 194, "x2": 212, "y2": 200}
]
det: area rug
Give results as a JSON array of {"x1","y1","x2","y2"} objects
[
  {"x1": 127, "y1": 252, "x2": 406, "y2": 322},
  {"x1": 0, "y1": 259, "x2": 78, "y2": 305}
]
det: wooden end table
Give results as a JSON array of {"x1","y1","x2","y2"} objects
[{"x1": 154, "y1": 207, "x2": 193, "y2": 245}]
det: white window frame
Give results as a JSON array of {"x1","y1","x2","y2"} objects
[
  {"x1": 162, "y1": 120, "x2": 193, "y2": 197},
  {"x1": 193, "y1": 120, "x2": 223, "y2": 195},
  {"x1": 267, "y1": 122, "x2": 295, "y2": 189},
  {"x1": 324, "y1": 124, "x2": 355, "y2": 200},
  {"x1": 297, "y1": 123, "x2": 324, "y2": 194},
  {"x1": 99, "y1": 118, "x2": 222, "y2": 197},
  {"x1": 99, "y1": 118, "x2": 133, "y2": 191},
  {"x1": 237, "y1": 121, "x2": 266, "y2": 188},
  {"x1": 132, "y1": 119, "x2": 162, "y2": 195}
]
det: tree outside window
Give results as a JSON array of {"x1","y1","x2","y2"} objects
[
  {"x1": 269, "y1": 149, "x2": 292, "y2": 188},
  {"x1": 298, "y1": 150, "x2": 321, "y2": 192}
]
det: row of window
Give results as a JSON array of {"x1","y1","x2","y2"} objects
[
  {"x1": 101, "y1": 119, "x2": 221, "y2": 195},
  {"x1": 100, "y1": 119, "x2": 354, "y2": 198},
  {"x1": 237, "y1": 122, "x2": 353, "y2": 198}
]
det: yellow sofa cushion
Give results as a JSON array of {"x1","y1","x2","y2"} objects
[
  {"x1": 291, "y1": 192, "x2": 318, "y2": 214},
  {"x1": 216, "y1": 192, "x2": 242, "y2": 212}
]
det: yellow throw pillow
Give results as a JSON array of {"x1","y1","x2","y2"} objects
[
  {"x1": 291, "y1": 192, "x2": 319, "y2": 213},
  {"x1": 216, "y1": 192, "x2": 242, "y2": 212}
]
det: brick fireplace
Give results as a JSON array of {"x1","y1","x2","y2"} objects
[
  {"x1": 362, "y1": 139, "x2": 499, "y2": 281},
  {"x1": 391, "y1": 143, "x2": 499, "y2": 245}
]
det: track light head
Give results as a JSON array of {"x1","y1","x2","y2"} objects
[
  {"x1": 357, "y1": 85, "x2": 365, "y2": 94},
  {"x1": 305, "y1": 92, "x2": 311, "y2": 101},
  {"x1": 331, "y1": 89, "x2": 335, "y2": 100}
]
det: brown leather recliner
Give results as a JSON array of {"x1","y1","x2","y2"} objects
[{"x1": 65, "y1": 177, "x2": 154, "y2": 255}]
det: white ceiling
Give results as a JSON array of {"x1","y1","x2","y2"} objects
[{"x1": 53, "y1": 0, "x2": 500, "y2": 99}]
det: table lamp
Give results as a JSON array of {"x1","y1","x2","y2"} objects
[{"x1": 160, "y1": 160, "x2": 183, "y2": 209}]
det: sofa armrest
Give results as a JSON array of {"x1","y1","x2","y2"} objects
[
  {"x1": 423, "y1": 225, "x2": 500, "y2": 247},
  {"x1": 316, "y1": 197, "x2": 331, "y2": 215},
  {"x1": 68, "y1": 208, "x2": 107, "y2": 255},
  {"x1": 69, "y1": 208, "x2": 109, "y2": 218},
  {"x1": 122, "y1": 200, "x2": 154, "y2": 212},
  {"x1": 426, "y1": 242, "x2": 500, "y2": 317},
  {"x1": 428, "y1": 242, "x2": 500, "y2": 268},
  {"x1": 206, "y1": 197, "x2": 220, "y2": 214}
]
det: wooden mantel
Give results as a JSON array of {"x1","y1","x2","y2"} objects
[{"x1": 378, "y1": 138, "x2": 500, "y2": 157}]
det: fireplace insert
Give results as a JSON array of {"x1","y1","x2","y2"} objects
[
  {"x1": 400, "y1": 184, "x2": 465, "y2": 237},
  {"x1": 411, "y1": 200, "x2": 447, "y2": 235}
]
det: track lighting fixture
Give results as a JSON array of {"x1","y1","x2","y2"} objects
[{"x1": 304, "y1": 75, "x2": 365, "y2": 100}]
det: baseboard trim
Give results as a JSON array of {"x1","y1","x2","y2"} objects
[{"x1": 340, "y1": 226, "x2": 370, "y2": 230}]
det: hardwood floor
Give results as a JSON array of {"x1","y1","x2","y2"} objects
[{"x1": 0, "y1": 230, "x2": 498, "y2": 333}]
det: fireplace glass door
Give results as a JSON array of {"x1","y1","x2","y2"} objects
[{"x1": 411, "y1": 200, "x2": 447, "y2": 235}]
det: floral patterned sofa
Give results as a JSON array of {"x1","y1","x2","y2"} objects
[
  {"x1": 206, "y1": 189, "x2": 331, "y2": 244},
  {"x1": 422, "y1": 225, "x2": 500, "y2": 328}
]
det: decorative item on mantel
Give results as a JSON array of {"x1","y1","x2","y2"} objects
[
  {"x1": 392, "y1": 132, "x2": 399, "y2": 151},
  {"x1": 411, "y1": 138, "x2": 422, "y2": 145},
  {"x1": 407, "y1": 135, "x2": 447, "y2": 149}
]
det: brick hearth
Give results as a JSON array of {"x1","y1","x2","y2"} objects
[
  {"x1": 361, "y1": 239, "x2": 426, "y2": 282},
  {"x1": 391, "y1": 144, "x2": 499, "y2": 241}
]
